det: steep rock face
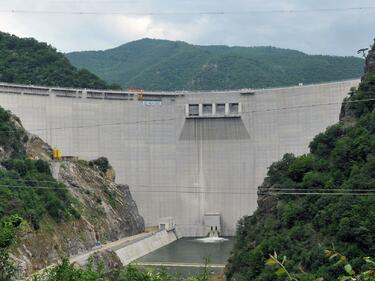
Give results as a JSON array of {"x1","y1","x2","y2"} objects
[
  {"x1": 55, "y1": 161, "x2": 145, "y2": 241},
  {"x1": 256, "y1": 178, "x2": 279, "y2": 215},
  {"x1": 339, "y1": 96, "x2": 356, "y2": 124},
  {"x1": 14, "y1": 134, "x2": 144, "y2": 273},
  {"x1": 26, "y1": 134, "x2": 53, "y2": 161},
  {"x1": 89, "y1": 250, "x2": 123, "y2": 272},
  {"x1": 0, "y1": 113, "x2": 27, "y2": 160},
  {"x1": 340, "y1": 41, "x2": 375, "y2": 123},
  {"x1": 364, "y1": 40, "x2": 375, "y2": 74}
]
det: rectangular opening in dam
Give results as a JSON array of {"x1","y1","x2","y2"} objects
[
  {"x1": 216, "y1": 103, "x2": 225, "y2": 114},
  {"x1": 202, "y1": 104, "x2": 213, "y2": 115},
  {"x1": 188, "y1": 104, "x2": 199, "y2": 116},
  {"x1": 229, "y1": 103, "x2": 239, "y2": 114},
  {"x1": 179, "y1": 118, "x2": 250, "y2": 140}
]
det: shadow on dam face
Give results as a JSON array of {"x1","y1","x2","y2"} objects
[{"x1": 179, "y1": 118, "x2": 250, "y2": 141}]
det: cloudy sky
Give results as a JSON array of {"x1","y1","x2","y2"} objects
[{"x1": 0, "y1": 0, "x2": 374, "y2": 56}]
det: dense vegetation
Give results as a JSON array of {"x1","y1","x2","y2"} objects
[
  {"x1": 89, "y1": 157, "x2": 111, "y2": 174},
  {"x1": 67, "y1": 38, "x2": 363, "y2": 91},
  {"x1": 0, "y1": 31, "x2": 117, "y2": 89},
  {"x1": 32, "y1": 260, "x2": 214, "y2": 281},
  {"x1": 0, "y1": 158, "x2": 80, "y2": 229},
  {"x1": 0, "y1": 107, "x2": 78, "y2": 230},
  {"x1": 0, "y1": 109, "x2": 27, "y2": 159},
  {"x1": 0, "y1": 215, "x2": 26, "y2": 280},
  {"x1": 225, "y1": 46, "x2": 375, "y2": 280},
  {"x1": 0, "y1": 106, "x2": 80, "y2": 280}
]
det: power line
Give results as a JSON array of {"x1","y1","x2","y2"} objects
[
  {"x1": 2, "y1": 181, "x2": 375, "y2": 196},
  {"x1": 0, "y1": 184, "x2": 67, "y2": 189},
  {"x1": 0, "y1": 94, "x2": 370, "y2": 134},
  {"x1": 131, "y1": 190, "x2": 375, "y2": 196},
  {"x1": 2, "y1": 185, "x2": 375, "y2": 196},
  {"x1": 0, "y1": 7, "x2": 375, "y2": 16},
  {"x1": 0, "y1": 0, "x2": 183, "y2": 3},
  {"x1": 0, "y1": 179, "x2": 62, "y2": 184},
  {"x1": 35, "y1": 0, "x2": 140, "y2": 3},
  {"x1": 2, "y1": 179, "x2": 375, "y2": 194},
  {"x1": 134, "y1": 184, "x2": 375, "y2": 193},
  {"x1": 264, "y1": 191, "x2": 375, "y2": 195}
]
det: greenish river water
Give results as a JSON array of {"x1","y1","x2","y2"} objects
[{"x1": 136, "y1": 237, "x2": 234, "y2": 277}]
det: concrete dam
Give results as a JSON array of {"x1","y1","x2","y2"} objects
[{"x1": 0, "y1": 80, "x2": 359, "y2": 236}]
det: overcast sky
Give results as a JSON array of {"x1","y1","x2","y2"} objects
[{"x1": 0, "y1": 0, "x2": 374, "y2": 56}]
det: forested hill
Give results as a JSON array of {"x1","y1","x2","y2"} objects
[
  {"x1": 225, "y1": 44, "x2": 375, "y2": 280},
  {"x1": 0, "y1": 31, "x2": 117, "y2": 89},
  {"x1": 67, "y1": 38, "x2": 363, "y2": 91}
]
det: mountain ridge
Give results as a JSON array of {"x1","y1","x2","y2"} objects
[{"x1": 66, "y1": 38, "x2": 364, "y2": 91}]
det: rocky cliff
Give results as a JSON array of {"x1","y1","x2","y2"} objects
[
  {"x1": 7, "y1": 125, "x2": 145, "y2": 274},
  {"x1": 340, "y1": 39, "x2": 375, "y2": 123}
]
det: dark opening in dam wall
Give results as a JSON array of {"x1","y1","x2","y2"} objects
[
  {"x1": 179, "y1": 119, "x2": 250, "y2": 141},
  {"x1": 0, "y1": 80, "x2": 359, "y2": 236}
]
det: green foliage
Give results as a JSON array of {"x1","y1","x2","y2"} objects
[
  {"x1": 35, "y1": 259, "x2": 213, "y2": 281},
  {"x1": 67, "y1": 38, "x2": 363, "y2": 91},
  {"x1": 0, "y1": 107, "x2": 27, "y2": 159},
  {"x1": 225, "y1": 49, "x2": 375, "y2": 281},
  {"x1": 0, "y1": 31, "x2": 117, "y2": 89},
  {"x1": 0, "y1": 215, "x2": 26, "y2": 281},
  {"x1": 0, "y1": 215, "x2": 25, "y2": 248},
  {"x1": 0, "y1": 159, "x2": 80, "y2": 229},
  {"x1": 36, "y1": 258, "x2": 103, "y2": 281},
  {"x1": 0, "y1": 106, "x2": 79, "y2": 229},
  {"x1": 266, "y1": 250, "x2": 375, "y2": 281},
  {"x1": 346, "y1": 73, "x2": 375, "y2": 118},
  {"x1": 89, "y1": 157, "x2": 110, "y2": 174}
]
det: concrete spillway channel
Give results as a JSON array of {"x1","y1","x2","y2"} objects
[
  {"x1": 71, "y1": 230, "x2": 177, "y2": 266},
  {"x1": 0, "y1": 80, "x2": 359, "y2": 236},
  {"x1": 26, "y1": 230, "x2": 177, "y2": 280}
]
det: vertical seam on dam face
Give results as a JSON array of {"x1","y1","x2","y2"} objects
[{"x1": 0, "y1": 80, "x2": 360, "y2": 236}]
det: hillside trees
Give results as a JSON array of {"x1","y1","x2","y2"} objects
[
  {"x1": 225, "y1": 41, "x2": 375, "y2": 281},
  {"x1": 0, "y1": 32, "x2": 118, "y2": 89},
  {"x1": 66, "y1": 38, "x2": 363, "y2": 91}
]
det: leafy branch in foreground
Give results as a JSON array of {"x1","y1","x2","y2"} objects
[
  {"x1": 266, "y1": 251, "x2": 298, "y2": 281},
  {"x1": 266, "y1": 250, "x2": 375, "y2": 281},
  {"x1": 324, "y1": 250, "x2": 375, "y2": 281}
]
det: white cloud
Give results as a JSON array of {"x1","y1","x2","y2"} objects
[{"x1": 0, "y1": 0, "x2": 374, "y2": 55}]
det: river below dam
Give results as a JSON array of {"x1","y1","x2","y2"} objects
[{"x1": 135, "y1": 237, "x2": 234, "y2": 277}]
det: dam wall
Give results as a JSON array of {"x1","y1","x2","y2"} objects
[{"x1": 0, "y1": 80, "x2": 359, "y2": 236}]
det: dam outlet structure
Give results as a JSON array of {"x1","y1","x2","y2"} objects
[{"x1": 0, "y1": 80, "x2": 359, "y2": 236}]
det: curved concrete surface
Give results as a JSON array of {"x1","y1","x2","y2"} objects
[{"x1": 0, "y1": 80, "x2": 359, "y2": 236}]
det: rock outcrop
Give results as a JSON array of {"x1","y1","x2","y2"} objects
[
  {"x1": 55, "y1": 160, "x2": 145, "y2": 241},
  {"x1": 26, "y1": 134, "x2": 53, "y2": 161},
  {"x1": 340, "y1": 40, "x2": 375, "y2": 123},
  {"x1": 364, "y1": 39, "x2": 375, "y2": 74},
  {"x1": 14, "y1": 133, "x2": 144, "y2": 273}
]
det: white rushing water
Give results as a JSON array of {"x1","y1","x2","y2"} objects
[{"x1": 195, "y1": 237, "x2": 228, "y2": 243}]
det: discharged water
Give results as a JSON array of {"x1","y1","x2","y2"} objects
[{"x1": 136, "y1": 237, "x2": 234, "y2": 277}]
